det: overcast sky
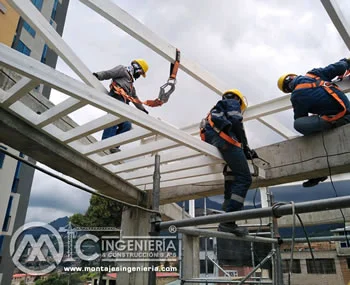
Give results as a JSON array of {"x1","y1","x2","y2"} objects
[{"x1": 26, "y1": 0, "x2": 350, "y2": 223}]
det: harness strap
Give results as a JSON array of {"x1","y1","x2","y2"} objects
[
  {"x1": 169, "y1": 49, "x2": 181, "y2": 80},
  {"x1": 207, "y1": 114, "x2": 242, "y2": 148},
  {"x1": 110, "y1": 82, "x2": 164, "y2": 107},
  {"x1": 294, "y1": 73, "x2": 347, "y2": 122}
]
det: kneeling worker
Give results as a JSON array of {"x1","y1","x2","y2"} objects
[{"x1": 277, "y1": 58, "x2": 350, "y2": 187}]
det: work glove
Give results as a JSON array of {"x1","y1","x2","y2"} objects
[
  {"x1": 93, "y1": 72, "x2": 100, "y2": 80},
  {"x1": 244, "y1": 147, "x2": 259, "y2": 160}
]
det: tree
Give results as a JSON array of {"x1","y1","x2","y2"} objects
[
  {"x1": 70, "y1": 195, "x2": 123, "y2": 283},
  {"x1": 70, "y1": 195, "x2": 122, "y2": 230}
]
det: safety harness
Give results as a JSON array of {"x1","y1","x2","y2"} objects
[
  {"x1": 200, "y1": 113, "x2": 242, "y2": 148},
  {"x1": 294, "y1": 72, "x2": 348, "y2": 122},
  {"x1": 110, "y1": 49, "x2": 181, "y2": 108}
]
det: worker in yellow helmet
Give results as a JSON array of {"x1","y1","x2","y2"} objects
[
  {"x1": 93, "y1": 59, "x2": 149, "y2": 153},
  {"x1": 200, "y1": 89, "x2": 258, "y2": 236},
  {"x1": 277, "y1": 58, "x2": 350, "y2": 187}
]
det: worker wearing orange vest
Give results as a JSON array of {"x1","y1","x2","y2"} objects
[
  {"x1": 278, "y1": 58, "x2": 350, "y2": 187},
  {"x1": 200, "y1": 89, "x2": 258, "y2": 236},
  {"x1": 93, "y1": 59, "x2": 149, "y2": 153}
]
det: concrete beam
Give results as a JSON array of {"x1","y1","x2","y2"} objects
[
  {"x1": 160, "y1": 123, "x2": 350, "y2": 203},
  {"x1": 0, "y1": 108, "x2": 144, "y2": 204}
]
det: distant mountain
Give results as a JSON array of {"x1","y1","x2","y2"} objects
[{"x1": 24, "y1": 216, "x2": 69, "y2": 237}]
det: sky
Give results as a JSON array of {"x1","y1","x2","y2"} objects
[{"x1": 25, "y1": 0, "x2": 350, "y2": 223}]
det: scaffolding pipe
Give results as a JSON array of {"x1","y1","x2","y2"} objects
[
  {"x1": 238, "y1": 250, "x2": 275, "y2": 285},
  {"x1": 182, "y1": 279, "x2": 272, "y2": 284},
  {"x1": 159, "y1": 195, "x2": 350, "y2": 230},
  {"x1": 148, "y1": 154, "x2": 161, "y2": 285},
  {"x1": 283, "y1": 235, "x2": 349, "y2": 243},
  {"x1": 177, "y1": 227, "x2": 278, "y2": 244}
]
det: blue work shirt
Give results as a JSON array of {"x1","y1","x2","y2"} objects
[
  {"x1": 290, "y1": 59, "x2": 350, "y2": 120},
  {"x1": 204, "y1": 99, "x2": 248, "y2": 147}
]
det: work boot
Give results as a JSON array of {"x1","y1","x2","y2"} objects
[
  {"x1": 109, "y1": 147, "x2": 121, "y2": 154},
  {"x1": 222, "y1": 199, "x2": 230, "y2": 211},
  {"x1": 218, "y1": 222, "x2": 248, "y2": 236},
  {"x1": 302, "y1": 176, "x2": 327, "y2": 188}
]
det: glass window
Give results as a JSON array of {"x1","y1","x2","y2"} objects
[
  {"x1": 306, "y1": 259, "x2": 336, "y2": 274},
  {"x1": 31, "y1": 0, "x2": 43, "y2": 11},
  {"x1": 14, "y1": 40, "x2": 31, "y2": 56},
  {"x1": 51, "y1": 0, "x2": 59, "y2": 20},
  {"x1": 0, "y1": 146, "x2": 7, "y2": 169},
  {"x1": 23, "y1": 21, "x2": 36, "y2": 37},
  {"x1": 200, "y1": 260, "x2": 214, "y2": 274},
  {"x1": 282, "y1": 259, "x2": 301, "y2": 274},
  {"x1": 41, "y1": 44, "x2": 48, "y2": 63}
]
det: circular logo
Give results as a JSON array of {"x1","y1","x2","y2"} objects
[
  {"x1": 10, "y1": 222, "x2": 64, "y2": 275},
  {"x1": 168, "y1": 225, "x2": 177, "y2": 234}
]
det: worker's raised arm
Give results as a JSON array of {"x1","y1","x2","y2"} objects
[
  {"x1": 308, "y1": 58, "x2": 350, "y2": 82},
  {"x1": 93, "y1": 65, "x2": 128, "y2": 81}
]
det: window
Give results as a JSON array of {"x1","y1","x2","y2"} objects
[
  {"x1": 347, "y1": 258, "x2": 350, "y2": 269},
  {"x1": 41, "y1": 44, "x2": 48, "y2": 63},
  {"x1": 23, "y1": 21, "x2": 36, "y2": 37},
  {"x1": 51, "y1": 0, "x2": 59, "y2": 20},
  {"x1": 0, "y1": 152, "x2": 5, "y2": 169},
  {"x1": 200, "y1": 260, "x2": 214, "y2": 274},
  {"x1": 14, "y1": 40, "x2": 31, "y2": 56},
  {"x1": 282, "y1": 259, "x2": 301, "y2": 274},
  {"x1": 306, "y1": 259, "x2": 336, "y2": 274},
  {"x1": 31, "y1": 0, "x2": 43, "y2": 11}
]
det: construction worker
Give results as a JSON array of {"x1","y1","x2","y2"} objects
[
  {"x1": 93, "y1": 59, "x2": 149, "y2": 153},
  {"x1": 277, "y1": 58, "x2": 350, "y2": 187},
  {"x1": 200, "y1": 89, "x2": 258, "y2": 236}
]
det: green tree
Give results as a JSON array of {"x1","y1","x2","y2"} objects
[
  {"x1": 70, "y1": 195, "x2": 123, "y2": 283},
  {"x1": 70, "y1": 195, "x2": 122, "y2": 231}
]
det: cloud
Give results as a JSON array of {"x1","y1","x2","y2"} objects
[
  {"x1": 26, "y1": 163, "x2": 91, "y2": 223},
  {"x1": 25, "y1": 0, "x2": 350, "y2": 222}
]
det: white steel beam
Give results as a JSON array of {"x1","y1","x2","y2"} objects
[
  {"x1": 93, "y1": 137, "x2": 179, "y2": 165},
  {"x1": 0, "y1": 44, "x2": 222, "y2": 159},
  {"x1": 321, "y1": 0, "x2": 350, "y2": 50},
  {"x1": 80, "y1": 0, "x2": 227, "y2": 94},
  {"x1": 107, "y1": 148, "x2": 200, "y2": 173},
  {"x1": 142, "y1": 173, "x2": 223, "y2": 190},
  {"x1": 7, "y1": 0, "x2": 105, "y2": 92},
  {"x1": 120, "y1": 155, "x2": 221, "y2": 180},
  {"x1": 36, "y1": 98, "x2": 86, "y2": 128},
  {"x1": 81, "y1": 127, "x2": 153, "y2": 155},
  {"x1": 1, "y1": 77, "x2": 39, "y2": 107},
  {"x1": 130, "y1": 164, "x2": 224, "y2": 186},
  {"x1": 62, "y1": 114, "x2": 123, "y2": 143},
  {"x1": 258, "y1": 117, "x2": 297, "y2": 139}
]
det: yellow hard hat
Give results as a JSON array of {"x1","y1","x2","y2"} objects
[
  {"x1": 132, "y1": 59, "x2": 149, "y2": 77},
  {"x1": 223, "y1": 89, "x2": 248, "y2": 112},
  {"x1": 277, "y1": 73, "x2": 297, "y2": 93}
]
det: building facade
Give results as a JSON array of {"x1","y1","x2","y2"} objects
[{"x1": 0, "y1": 1, "x2": 69, "y2": 284}]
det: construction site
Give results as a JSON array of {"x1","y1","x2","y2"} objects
[{"x1": 1, "y1": 0, "x2": 350, "y2": 284}]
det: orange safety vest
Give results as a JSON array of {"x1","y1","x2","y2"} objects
[
  {"x1": 294, "y1": 73, "x2": 347, "y2": 122},
  {"x1": 200, "y1": 114, "x2": 242, "y2": 148}
]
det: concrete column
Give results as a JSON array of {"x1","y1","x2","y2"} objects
[
  {"x1": 182, "y1": 234, "x2": 200, "y2": 281},
  {"x1": 116, "y1": 207, "x2": 152, "y2": 285}
]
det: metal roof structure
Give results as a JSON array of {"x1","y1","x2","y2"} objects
[{"x1": 1, "y1": 0, "x2": 350, "y2": 205}]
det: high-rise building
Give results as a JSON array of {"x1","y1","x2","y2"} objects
[{"x1": 0, "y1": 1, "x2": 69, "y2": 284}]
